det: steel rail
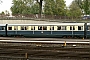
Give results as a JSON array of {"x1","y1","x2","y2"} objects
[{"x1": 0, "y1": 40, "x2": 89, "y2": 44}]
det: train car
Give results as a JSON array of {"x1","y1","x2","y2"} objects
[
  {"x1": 6, "y1": 23, "x2": 85, "y2": 38},
  {"x1": 0, "y1": 24, "x2": 6, "y2": 36},
  {"x1": 86, "y1": 23, "x2": 90, "y2": 38}
]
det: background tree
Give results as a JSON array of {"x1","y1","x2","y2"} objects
[
  {"x1": 43, "y1": 0, "x2": 54, "y2": 15},
  {"x1": 44, "y1": 0, "x2": 66, "y2": 15},
  {"x1": 11, "y1": 0, "x2": 26, "y2": 15},
  {"x1": 83, "y1": 0, "x2": 90, "y2": 15},
  {"x1": 0, "y1": 11, "x2": 5, "y2": 17},
  {"x1": 75, "y1": 0, "x2": 90, "y2": 15},
  {"x1": 36, "y1": 0, "x2": 43, "y2": 14},
  {"x1": 11, "y1": 0, "x2": 66, "y2": 16},
  {"x1": 11, "y1": 0, "x2": 39, "y2": 15},
  {"x1": 30, "y1": 2, "x2": 39, "y2": 14},
  {"x1": 68, "y1": 0, "x2": 82, "y2": 18}
]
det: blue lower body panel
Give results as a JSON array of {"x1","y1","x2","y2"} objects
[
  {"x1": 7, "y1": 31, "x2": 84, "y2": 38},
  {"x1": 86, "y1": 31, "x2": 90, "y2": 38},
  {"x1": 0, "y1": 31, "x2": 6, "y2": 36}
]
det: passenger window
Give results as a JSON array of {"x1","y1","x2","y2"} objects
[
  {"x1": 70, "y1": 26, "x2": 72, "y2": 30},
  {"x1": 78, "y1": 26, "x2": 83, "y2": 30},
  {"x1": 31, "y1": 26, "x2": 35, "y2": 30},
  {"x1": 57, "y1": 26, "x2": 61, "y2": 30},
  {"x1": 54, "y1": 26, "x2": 57, "y2": 30},
  {"x1": 25, "y1": 27, "x2": 27, "y2": 30},
  {"x1": 21, "y1": 26, "x2": 24, "y2": 30},
  {"x1": 47, "y1": 26, "x2": 50, "y2": 30},
  {"x1": 35, "y1": 26, "x2": 38, "y2": 30},
  {"x1": 8, "y1": 27, "x2": 12, "y2": 30},
  {"x1": 88, "y1": 26, "x2": 90, "y2": 30},
  {"x1": 70, "y1": 26, "x2": 75, "y2": 30},
  {"x1": 50, "y1": 26, "x2": 54, "y2": 30},
  {"x1": 0, "y1": 27, "x2": 1, "y2": 30},
  {"x1": 73, "y1": 26, "x2": 75, "y2": 30},
  {"x1": 28, "y1": 26, "x2": 31, "y2": 30},
  {"x1": 2, "y1": 27, "x2": 5, "y2": 30},
  {"x1": 43, "y1": 26, "x2": 47, "y2": 30},
  {"x1": 38, "y1": 26, "x2": 42, "y2": 30},
  {"x1": 14, "y1": 26, "x2": 18, "y2": 30},
  {"x1": 24, "y1": 26, "x2": 28, "y2": 30},
  {"x1": 0, "y1": 26, "x2": 5, "y2": 30},
  {"x1": 20, "y1": 26, "x2": 28, "y2": 30},
  {"x1": 61, "y1": 26, "x2": 66, "y2": 30}
]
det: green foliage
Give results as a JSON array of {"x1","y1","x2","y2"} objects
[
  {"x1": 43, "y1": 0, "x2": 66, "y2": 15},
  {"x1": 83, "y1": 0, "x2": 90, "y2": 15},
  {"x1": 0, "y1": 11, "x2": 5, "y2": 17},
  {"x1": 68, "y1": 0, "x2": 82, "y2": 17},
  {"x1": 0, "y1": 11, "x2": 5, "y2": 15},
  {"x1": 11, "y1": 0, "x2": 66, "y2": 16},
  {"x1": 30, "y1": 2, "x2": 39, "y2": 14},
  {"x1": 75, "y1": 0, "x2": 90, "y2": 15},
  {"x1": 11, "y1": 0, "x2": 39, "y2": 15},
  {"x1": 11, "y1": 0, "x2": 26, "y2": 15},
  {"x1": 11, "y1": 0, "x2": 83, "y2": 18}
]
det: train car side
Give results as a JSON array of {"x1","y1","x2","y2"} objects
[
  {"x1": 86, "y1": 23, "x2": 90, "y2": 38},
  {"x1": 0, "y1": 24, "x2": 6, "y2": 36},
  {"x1": 6, "y1": 23, "x2": 85, "y2": 38}
]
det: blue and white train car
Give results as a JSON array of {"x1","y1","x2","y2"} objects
[
  {"x1": 0, "y1": 24, "x2": 6, "y2": 36},
  {"x1": 86, "y1": 23, "x2": 90, "y2": 38},
  {"x1": 7, "y1": 23, "x2": 85, "y2": 38}
]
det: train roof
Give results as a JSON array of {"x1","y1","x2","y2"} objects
[
  {"x1": 7, "y1": 23, "x2": 85, "y2": 26},
  {"x1": 87, "y1": 23, "x2": 90, "y2": 25},
  {"x1": 0, "y1": 20, "x2": 85, "y2": 24},
  {"x1": 0, "y1": 24, "x2": 6, "y2": 26}
]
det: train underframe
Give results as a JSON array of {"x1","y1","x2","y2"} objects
[{"x1": 5, "y1": 34, "x2": 84, "y2": 39}]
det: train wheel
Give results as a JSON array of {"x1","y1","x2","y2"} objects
[
  {"x1": 21, "y1": 35, "x2": 25, "y2": 38},
  {"x1": 67, "y1": 36, "x2": 71, "y2": 39},
  {"x1": 73, "y1": 36, "x2": 78, "y2": 39},
  {"x1": 63, "y1": 36, "x2": 67, "y2": 39}
]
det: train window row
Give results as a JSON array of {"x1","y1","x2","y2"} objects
[
  {"x1": 88, "y1": 26, "x2": 90, "y2": 30},
  {"x1": 0, "y1": 26, "x2": 5, "y2": 30},
  {"x1": 7, "y1": 26, "x2": 84, "y2": 31}
]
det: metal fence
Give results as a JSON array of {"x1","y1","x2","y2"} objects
[{"x1": 0, "y1": 14, "x2": 81, "y2": 20}]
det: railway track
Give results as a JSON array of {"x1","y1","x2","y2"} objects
[
  {"x1": 0, "y1": 48, "x2": 90, "y2": 60},
  {"x1": 0, "y1": 42, "x2": 90, "y2": 60}
]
